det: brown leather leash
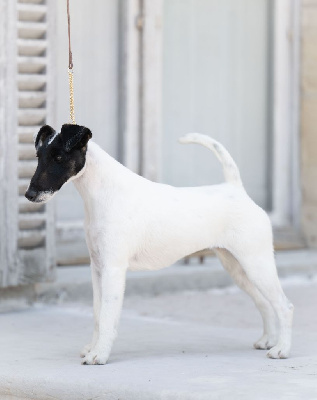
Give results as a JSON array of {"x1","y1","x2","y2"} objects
[{"x1": 67, "y1": 0, "x2": 76, "y2": 124}]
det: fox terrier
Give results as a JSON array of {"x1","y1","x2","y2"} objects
[{"x1": 26, "y1": 124, "x2": 294, "y2": 365}]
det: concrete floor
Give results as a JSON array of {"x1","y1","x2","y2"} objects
[{"x1": 1, "y1": 276, "x2": 317, "y2": 400}]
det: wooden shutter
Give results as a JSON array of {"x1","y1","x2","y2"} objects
[{"x1": 0, "y1": 0, "x2": 55, "y2": 288}]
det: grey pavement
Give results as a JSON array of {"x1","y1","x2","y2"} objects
[{"x1": 1, "y1": 276, "x2": 317, "y2": 400}]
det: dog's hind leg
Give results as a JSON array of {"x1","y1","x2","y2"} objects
[
  {"x1": 232, "y1": 248, "x2": 294, "y2": 359},
  {"x1": 215, "y1": 248, "x2": 279, "y2": 350}
]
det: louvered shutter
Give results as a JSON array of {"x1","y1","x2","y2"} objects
[{"x1": 0, "y1": 0, "x2": 55, "y2": 288}]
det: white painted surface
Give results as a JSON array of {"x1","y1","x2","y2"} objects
[
  {"x1": 121, "y1": 0, "x2": 142, "y2": 174},
  {"x1": 141, "y1": 0, "x2": 163, "y2": 181},
  {"x1": 290, "y1": 0, "x2": 301, "y2": 230},
  {"x1": 55, "y1": 0, "x2": 119, "y2": 223},
  {"x1": 161, "y1": 0, "x2": 271, "y2": 209},
  {"x1": 0, "y1": 0, "x2": 19, "y2": 287},
  {"x1": 270, "y1": 0, "x2": 301, "y2": 226}
]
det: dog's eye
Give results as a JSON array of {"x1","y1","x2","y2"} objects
[{"x1": 55, "y1": 155, "x2": 63, "y2": 163}]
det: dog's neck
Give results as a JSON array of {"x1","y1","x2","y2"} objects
[{"x1": 73, "y1": 141, "x2": 133, "y2": 203}]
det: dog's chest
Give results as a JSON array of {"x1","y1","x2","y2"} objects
[{"x1": 128, "y1": 251, "x2": 173, "y2": 271}]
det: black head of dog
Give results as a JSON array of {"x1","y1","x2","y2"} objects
[{"x1": 25, "y1": 124, "x2": 92, "y2": 203}]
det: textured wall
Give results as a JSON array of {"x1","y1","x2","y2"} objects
[{"x1": 301, "y1": 0, "x2": 317, "y2": 246}]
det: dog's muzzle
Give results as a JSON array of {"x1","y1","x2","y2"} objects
[{"x1": 25, "y1": 187, "x2": 39, "y2": 202}]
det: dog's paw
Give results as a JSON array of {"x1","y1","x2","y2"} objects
[
  {"x1": 267, "y1": 343, "x2": 290, "y2": 359},
  {"x1": 253, "y1": 334, "x2": 277, "y2": 350},
  {"x1": 80, "y1": 343, "x2": 92, "y2": 358},
  {"x1": 81, "y1": 348, "x2": 109, "y2": 365}
]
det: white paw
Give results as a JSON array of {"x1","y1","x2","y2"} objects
[
  {"x1": 80, "y1": 343, "x2": 92, "y2": 358},
  {"x1": 81, "y1": 347, "x2": 109, "y2": 365},
  {"x1": 253, "y1": 334, "x2": 278, "y2": 350},
  {"x1": 267, "y1": 343, "x2": 290, "y2": 359}
]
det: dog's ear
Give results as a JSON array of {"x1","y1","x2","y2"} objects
[
  {"x1": 34, "y1": 125, "x2": 56, "y2": 150},
  {"x1": 60, "y1": 124, "x2": 92, "y2": 152}
]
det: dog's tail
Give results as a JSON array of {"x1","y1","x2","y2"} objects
[{"x1": 178, "y1": 133, "x2": 242, "y2": 187}]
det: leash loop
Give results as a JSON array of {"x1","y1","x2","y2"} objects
[{"x1": 67, "y1": 0, "x2": 73, "y2": 70}]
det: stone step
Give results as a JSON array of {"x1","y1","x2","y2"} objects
[
  {"x1": 18, "y1": 108, "x2": 46, "y2": 126},
  {"x1": 18, "y1": 38, "x2": 47, "y2": 57},
  {"x1": 17, "y1": 3, "x2": 47, "y2": 22},
  {"x1": 18, "y1": 21, "x2": 47, "y2": 39},
  {"x1": 18, "y1": 56, "x2": 47, "y2": 74},
  {"x1": 19, "y1": 91, "x2": 46, "y2": 108},
  {"x1": 18, "y1": 74, "x2": 46, "y2": 91}
]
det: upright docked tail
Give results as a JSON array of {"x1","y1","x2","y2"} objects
[{"x1": 179, "y1": 133, "x2": 243, "y2": 187}]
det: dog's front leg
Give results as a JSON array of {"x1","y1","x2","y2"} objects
[
  {"x1": 82, "y1": 262, "x2": 127, "y2": 365},
  {"x1": 80, "y1": 263, "x2": 101, "y2": 358}
]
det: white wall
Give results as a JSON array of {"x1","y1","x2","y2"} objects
[
  {"x1": 161, "y1": 0, "x2": 272, "y2": 209},
  {"x1": 54, "y1": 0, "x2": 119, "y2": 224}
]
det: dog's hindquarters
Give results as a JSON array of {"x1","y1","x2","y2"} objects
[{"x1": 224, "y1": 210, "x2": 294, "y2": 359}]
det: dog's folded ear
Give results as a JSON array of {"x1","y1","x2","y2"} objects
[
  {"x1": 35, "y1": 125, "x2": 56, "y2": 150},
  {"x1": 61, "y1": 124, "x2": 92, "y2": 152}
]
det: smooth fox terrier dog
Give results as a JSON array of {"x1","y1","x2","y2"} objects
[{"x1": 26, "y1": 124, "x2": 294, "y2": 365}]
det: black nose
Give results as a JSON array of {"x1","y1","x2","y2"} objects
[{"x1": 25, "y1": 187, "x2": 38, "y2": 202}]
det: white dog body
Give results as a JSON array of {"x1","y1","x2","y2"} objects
[
  {"x1": 75, "y1": 137, "x2": 268, "y2": 272},
  {"x1": 71, "y1": 133, "x2": 294, "y2": 365}
]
